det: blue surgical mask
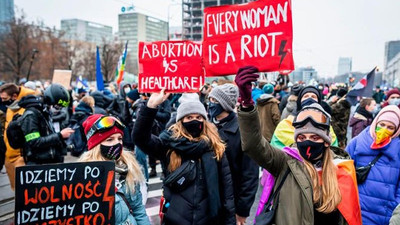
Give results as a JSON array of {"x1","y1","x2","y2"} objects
[
  {"x1": 301, "y1": 98, "x2": 318, "y2": 108},
  {"x1": 208, "y1": 102, "x2": 225, "y2": 119},
  {"x1": 372, "y1": 106, "x2": 380, "y2": 115},
  {"x1": 389, "y1": 99, "x2": 400, "y2": 106}
]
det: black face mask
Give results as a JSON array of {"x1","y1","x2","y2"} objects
[
  {"x1": 297, "y1": 140, "x2": 326, "y2": 163},
  {"x1": 182, "y1": 120, "x2": 204, "y2": 138},
  {"x1": 100, "y1": 143, "x2": 123, "y2": 160},
  {"x1": 3, "y1": 99, "x2": 14, "y2": 106},
  {"x1": 208, "y1": 102, "x2": 224, "y2": 119},
  {"x1": 301, "y1": 98, "x2": 318, "y2": 108}
]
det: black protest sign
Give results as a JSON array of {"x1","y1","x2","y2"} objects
[{"x1": 15, "y1": 161, "x2": 115, "y2": 225}]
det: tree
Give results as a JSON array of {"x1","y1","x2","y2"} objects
[{"x1": 100, "y1": 39, "x2": 123, "y2": 83}]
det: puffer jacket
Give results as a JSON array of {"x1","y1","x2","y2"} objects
[
  {"x1": 19, "y1": 95, "x2": 66, "y2": 164},
  {"x1": 133, "y1": 106, "x2": 235, "y2": 225},
  {"x1": 238, "y1": 107, "x2": 361, "y2": 225},
  {"x1": 115, "y1": 184, "x2": 150, "y2": 225},
  {"x1": 346, "y1": 127, "x2": 400, "y2": 225},
  {"x1": 4, "y1": 86, "x2": 35, "y2": 163},
  {"x1": 256, "y1": 94, "x2": 281, "y2": 142}
]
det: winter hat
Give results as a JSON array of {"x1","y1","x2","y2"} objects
[
  {"x1": 262, "y1": 84, "x2": 274, "y2": 94},
  {"x1": 291, "y1": 84, "x2": 303, "y2": 96},
  {"x1": 336, "y1": 88, "x2": 348, "y2": 98},
  {"x1": 178, "y1": 93, "x2": 199, "y2": 104},
  {"x1": 369, "y1": 105, "x2": 400, "y2": 139},
  {"x1": 78, "y1": 88, "x2": 87, "y2": 94},
  {"x1": 126, "y1": 89, "x2": 139, "y2": 101},
  {"x1": 176, "y1": 100, "x2": 207, "y2": 122},
  {"x1": 385, "y1": 89, "x2": 400, "y2": 100},
  {"x1": 294, "y1": 103, "x2": 331, "y2": 144},
  {"x1": 24, "y1": 81, "x2": 36, "y2": 90},
  {"x1": 208, "y1": 83, "x2": 239, "y2": 112},
  {"x1": 82, "y1": 114, "x2": 124, "y2": 150},
  {"x1": 296, "y1": 85, "x2": 322, "y2": 111}
]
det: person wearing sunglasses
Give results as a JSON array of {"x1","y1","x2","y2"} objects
[
  {"x1": 235, "y1": 68, "x2": 362, "y2": 225},
  {"x1": 346, "y1": 105, "x2": 400, "y2": 225},
  {"x1": 79, "y1": 114, "x2": 150, "y2": 225},
  {"x1": 133, "y1": 89, "x2": 235, "y2": 225}
]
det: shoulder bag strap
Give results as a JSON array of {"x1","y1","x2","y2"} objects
[
  {"x1": 116, "y1": 192, "x2": 135, "y2": 216},
  {"x1": 369, "y1": 153, "x2": 383, "y2": 167},
  {"x1": 265, "y1": 169, "x2": 291, "y2": 210}
]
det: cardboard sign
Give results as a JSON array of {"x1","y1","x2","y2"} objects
[
  {"x1": 138, "y1": 40, "x2": 204, "y2": 93},
  {"x1": 15, "y1": 162, "x2": 115, "y2": 225},
  {"x1": 203, "y1": 0, "x2": 294, "y2": 76},
  {"x1": 52, "y1": 70, "x2": 72, "y2": 88}
]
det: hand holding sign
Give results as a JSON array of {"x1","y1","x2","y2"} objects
[{"x1": 147, "y1": 89, "x2": 171, "y2": 109}]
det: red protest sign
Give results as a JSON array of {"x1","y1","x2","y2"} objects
[
  {"x1": 203, "y1": 0, "x2": 294, "y2": 76},
  {"x1": 138, "y1": 40, "x2": 204, "y2": 93}
]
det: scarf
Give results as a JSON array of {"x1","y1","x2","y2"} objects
[
  {"x1": 160, "y1": 131, "x2": 221, "y2": 218},
  {"x1": 213, "y1": 111, "x2": 236, "y2": 128},
  {"x1": 356, "y1": 107, "x2": 373, "y2": 120},
  {"x1": 115, "y1": 161, "x2": 128, "y2": 190}
]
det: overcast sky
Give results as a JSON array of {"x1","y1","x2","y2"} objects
[{"x1": 14, "y1": 0, "x2": 400, "y2": 77}]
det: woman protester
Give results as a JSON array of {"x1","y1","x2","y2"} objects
[
  {"x1": 346, "y1": 105, "x2": 400, "y2": 225},
  {"x1": 235, "y1": 66, "x2": 362, "y2": 225},
  {"x1": 79, "y1": 114, "x2": 150, "y2": 225},
  {"x1": 132, "y1": 90, "x2": 235, "y2": 225}
]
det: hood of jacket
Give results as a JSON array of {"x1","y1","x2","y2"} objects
[
  {"x1": 75, "y1": 101, "x2": 93, "y2": 114},
  {"x1": 119, "y1": 81, "x2": 131, "y2": 98},
  {"x1": 18, "y1": 95, "x2": 43, "y2": 109},
  {"x1": 257, "y1": 94, "x2": 278, "y2": 106},
  {"x1": 90, "y1": 91, "x2": 105, "y2": 108}
]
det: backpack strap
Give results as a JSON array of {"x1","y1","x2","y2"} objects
[{"x1": 116, "y1": 192, "x2": 135, "y2": 216}]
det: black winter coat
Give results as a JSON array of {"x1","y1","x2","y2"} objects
[
  {"x1": 19, "y1": 95, "x2": 66, "y2": 164},
  {"x1": 133, "y1": 106, "x2": 235, "y2": 225},
  {"x1": 106, "y1": 82, "x2": 131, "y2": 125},
  {"x1": 214, "y1": 114, "x2": 259, "y2": 217}
]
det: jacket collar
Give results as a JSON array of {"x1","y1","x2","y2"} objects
[{"x1": 218, "y1": 114, "x2": 239, "y2": 134}]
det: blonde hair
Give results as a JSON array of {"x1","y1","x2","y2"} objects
[
  {"x1": 81, "y1": 96, "x2": 95, "y2": 108},
  {"x1": 303, "y1": 149, "x2": 342, "y2": 213},
  {"x1": 78, "y1": 146, "x2": 144, "y2": 194},
  {"x1": 167, "y1": 120, "x2": 225, "y2": 172}
]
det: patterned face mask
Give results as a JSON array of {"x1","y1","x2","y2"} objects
[
  {"x1": 100, "y1": 143, "x2": 123, "y2": 160},
  {"x1": 375, "y1": 126, "x2": 394, "y2": 145}
]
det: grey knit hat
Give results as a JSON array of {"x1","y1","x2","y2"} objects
[
  {"x1": 208, "y1": 84, "x2": 239, "y2": 112},
  {"x1": 294, "y1": 103, "x2": 331, "y2": 144},
  {"x1": 176, "y1": 100, "x2": 207, "y2": 122}
]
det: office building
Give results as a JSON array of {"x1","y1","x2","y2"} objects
[
  {"x1": 289, "y1": 67, "x2": 318, "y2": 84},
  {"x1": 119, "y1": 12, "x2": 168, "y2": 74},
  {"x1": 182, "y1": 0, "x2": 251, "y2": 41},
  {"x1": 384, "y1": 40, "x2": 400, "y2": 67},
  {"x1": 337, "y1": 57, "x2": 352, "y2": 76},
  {"x1": 385, "y1": 52, "x2": 400, "y2": 88},
  {"x1": 61, "y1": 19, "x2": 113, "y2": 45},
  {"x1": 0, "y1": 0, "x2": 14, "y2": 34}
]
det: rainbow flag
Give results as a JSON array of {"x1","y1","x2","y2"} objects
[{"x1": 115, "y1": 41, "x2": 128, "y2": 88}]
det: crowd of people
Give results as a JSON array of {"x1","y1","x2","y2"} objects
[{"x1": 0, "y1": 67, "x2": 400, "y2": 224}]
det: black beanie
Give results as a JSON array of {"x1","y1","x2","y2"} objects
[
  {"x1": 296, "y1": 86, "x2": 322, "y2": 111},
  {"x1": 336, "y1": 88, "x2": 348, "y2": 98},
  {"x1": 127, "y1": 89, "x2": 140, "y2": 101}
]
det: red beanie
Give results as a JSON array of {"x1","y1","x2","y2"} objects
[
  {"x1": 82, "y1": 114, "x2": 124, "y2": 150},
  {"x1": 385, "y1": 89, "x2": 400, "y2": 100}
]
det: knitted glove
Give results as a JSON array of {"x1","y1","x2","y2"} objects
[{"x1": 235, "y1": 66, "x2": 259, "y2": 107}]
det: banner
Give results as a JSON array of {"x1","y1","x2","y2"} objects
[
  {"x1": 138, "y1": 40, "x2": 204, "y2": 93},
  {"x1": 15, "y1": 162, "x2": 115, "y2": 225},
  {"x1": 203, "y1": 0, "x2": 294, "y2": 76}
]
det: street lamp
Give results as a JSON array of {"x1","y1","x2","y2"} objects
[{"x1": 26, "y1": 49, "x2": 39, "y2": 81}]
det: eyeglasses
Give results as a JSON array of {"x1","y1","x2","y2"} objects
[
  {"x1": 86, "y1": 116, "x2": 126, "y2": 140},
  {"x1": 293, "y1": 107, "x2": 330, "y2": 130}
]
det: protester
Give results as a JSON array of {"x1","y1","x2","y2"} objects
[
  {"x1": 372, "y1": 85, "x2": 385, "y2": 105},
  {"x1": 329, "y1": 88, "x2": 351, "y2": 149},
  {"x1": 235, "y1": 67, "x2": 361, "y2": 225},
  {"x1": 19, "y1": 84, "x2": 74, "y2": 165},
  {"x1": 256, "y1": 83, "x2": 281, "y2": 142},
  {"x1": 209, "y1": 84, "x2": 259, "y2": 225},
  {"x1": 279, "y1": 83, "x2": 301, "y2": 113},
  {"x1": 278, "y1": 85, "x2": 289, "y2": 101},
  {"x1": 251, "y1": 81, "x2": 266, "y2": 103},
  {"x1": 0, "y1": 83, "x2": 35, "y2": 190},
  {"x1": 67, "y1": 96, "x2": 95, "y2": 156},
  {"x1": 270, "y1": 84, "x2": 339, "y2": 149},
  {"x1": 133, "y1": 90, "x2": 235, "y2": 225},
  {"x1": 349, "y1": 98, "x2": 376, "y2": 138},
  {"x1": 381, "y1": 88, "x2": 400, "y2": 109},
  {"x1": 346, "y1": 105, "x2": 400, "y2": 225},
  {"x1": 51, "y1": 103, "x2": 70, "y2": 132},
  {"x1": 79, "y1": 114, "x2": 150, "y2": 225},
  {"x1": 90, "y1": 91, "x2": 109, "y2": 115}
]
